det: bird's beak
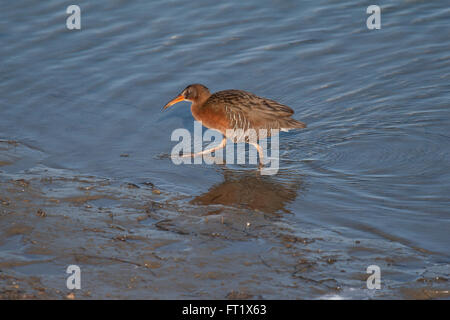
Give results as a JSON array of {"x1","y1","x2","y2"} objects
[{"x1": 162, "y1": 95, "x2": 185, "y2": 111}]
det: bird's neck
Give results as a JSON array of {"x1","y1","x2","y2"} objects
[{"x1": 191, "y1": 102, "x2": 202, "y2": 121}]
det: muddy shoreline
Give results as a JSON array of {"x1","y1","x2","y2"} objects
[{"x1": 1, "y1": 140, "x2": 449, "y2": 299}]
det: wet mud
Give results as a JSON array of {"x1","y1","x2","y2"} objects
[{"x1": 0, "y1": 140, "x2": 448, "y2": 299}]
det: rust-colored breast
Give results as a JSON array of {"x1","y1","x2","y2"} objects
[{"x1": 191, "y1": 100, "x2": 229, "y2": 134}]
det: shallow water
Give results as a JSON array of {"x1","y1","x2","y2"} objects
[{"x1": 0, "y1": 0, "x2": 449, "y2": 299}]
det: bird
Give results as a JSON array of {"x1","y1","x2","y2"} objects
[{"x1": 162, "y1": 84, "x2": 306, "y2": 166}]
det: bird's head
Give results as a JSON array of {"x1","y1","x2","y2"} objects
[{"x1": 163, "y1": 84, "x2": 210, "y2": 110}]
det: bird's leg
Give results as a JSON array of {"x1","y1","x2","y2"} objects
[
  {"x1": 181, "y1": 138, "x2": 227, "y2": 158},
  {"x1": 250, "y1": 142, "x2": 265, "y2": 169}
]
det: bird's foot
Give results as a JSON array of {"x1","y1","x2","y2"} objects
[
  {"x1": 180, "y1": 153, "x2": 194, "y2": 158},
  {"x1": 170, "y1": 153, "x2": 193, "y2": 159},
  {"x1": 176, "y1": 152, "x2": 206, "y2": 158}
]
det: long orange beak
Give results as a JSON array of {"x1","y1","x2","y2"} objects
[{"x1": 162, "y1": 95, "x2": 185, "y2": 110}]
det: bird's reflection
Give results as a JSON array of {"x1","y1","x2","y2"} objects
[{"x1": 190, "y1": 168, "x2": 302, "y2": 215}]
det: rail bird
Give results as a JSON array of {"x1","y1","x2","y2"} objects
[{"x1": 163, "y1": 84, "x2": 306, "y2": 165}]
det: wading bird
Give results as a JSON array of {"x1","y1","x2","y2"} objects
[{"x1": 163, "y1": 84, "x2": 306, "y2": 166}]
